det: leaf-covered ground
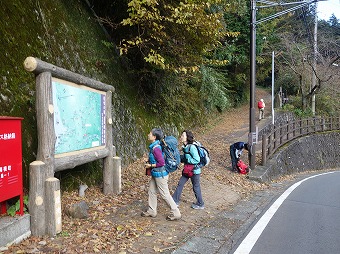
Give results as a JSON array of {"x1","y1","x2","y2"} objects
[{"x1": 3, "y1": 89, "x2": 272, "y2": 254}]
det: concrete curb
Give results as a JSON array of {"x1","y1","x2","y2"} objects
[
  {"x1": 171, "y1": 183, "x2": 285, "y2": 254},
  {"x1": 0, "y1": 214, "x2": 31, "y2": 249}
]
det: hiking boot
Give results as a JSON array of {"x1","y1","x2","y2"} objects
[
  {"x1": 191, "y1": 204, "x2": 204, "y2": 210},
  {"x1": 166, "y1": 214, "x2": 181, "y2": 221},
  {"x1": 141, "y1": 211, "x2": 156, "y2": 218}
]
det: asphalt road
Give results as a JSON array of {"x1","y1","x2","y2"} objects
[{"x1": 233, "y1": 171, "x2": 340, "y2": 254}]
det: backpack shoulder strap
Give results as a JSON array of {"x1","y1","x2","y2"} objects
[
  {"x1": 152, "y1": 144, "x2": 162, "y2": 154},
  {"x1": 160, "y1": 138, "x2": 166, "y2": 147},
  {"x1": 186, "y1": 144, "x2": 199, "y2": 156}
]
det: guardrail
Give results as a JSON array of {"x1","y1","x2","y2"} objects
[{"x1": 261, "y1": 116, "x2": 340, "y2": 165}]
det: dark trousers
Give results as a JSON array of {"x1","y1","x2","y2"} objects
[
  {"x1": 172, "y1": 174, "x2": 204, "y2": 207},
  {"x1": 229, "y1": 144, "x2": 238, "y2": 171}
]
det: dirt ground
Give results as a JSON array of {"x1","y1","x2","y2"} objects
[{"x1": 3, "y1": 89, "x2": 272, "y2": 254}]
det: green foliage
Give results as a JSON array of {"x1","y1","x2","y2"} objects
[
  {"x1": 316, "y1": 94, "x2": 340, "y2": 116},
  {"x1": 58, "y1": 231, "x2": 70, "y2": 237},
  {"x1": 327, "y1": 14, "x2": 340, "y2": 28},
  {"x1": 154, "y1": 72, "x2": 205, "y2": 128},
  {"x1": 7, "y1": 196, "x2": 28, "y2": 216},
  {"x1": 275, "y1": 71, "x2": 300, "y2": 95},
  {"x1": 202, "y1": 4, "x2": 251, "y2": 105},
  {"x1": 97, "y1": 0, "x2": 256, "y2": 114},
  {"x1": 282, "y1": 103, "x2": 295, "y2": 112},
  {"x1": 292, "y1": 108, "x2": 313, "y2": 118},
  {"x1": 200, "y1": 65, "x2": 231, "y2": 112},
  {"x1": 284, "y1": 95, "x2": 313, "y2": 118},
  {"x1": 101, "y1": 40, "x2": 115, "y2": 49},
  {"x1": 119, "y1": 0, "x2": 226, "y2": 71},
  {"x1": 208, "y1": 9, "x2": 250, "y2": 67},
  {"x1": 285, "y1": 95, "x2": 301, "y2": 109}
]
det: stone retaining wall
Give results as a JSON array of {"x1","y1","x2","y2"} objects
[{"x1": 249, "y1": 131, "x2": 340, "y2": 182}]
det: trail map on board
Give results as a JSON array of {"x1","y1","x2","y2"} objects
[{"x1": 52, "y1": 78, "x2": 106, "y2": 155}]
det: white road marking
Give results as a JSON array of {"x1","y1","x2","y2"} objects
[{"x1": 233, "y1": 171, "x2": 336, "y2": 254}]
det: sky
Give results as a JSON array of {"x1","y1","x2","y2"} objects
[{"x1": 317, "y1": 0, "x2": 340, "y2": 20}]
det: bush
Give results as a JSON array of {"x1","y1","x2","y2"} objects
[
  {"x1": 7, "y1": 196, "x2": 29, "y2": 216},
  {"x1": 200, "y1": 66, "x2": 231, "y2": 112}
]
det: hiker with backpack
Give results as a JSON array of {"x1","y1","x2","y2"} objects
[
  {"x1": 142, "y1": 128, "x2": 181, "y2": 221},
  {"x1": 172, "y1": 130, "x2": 205, "y2": 210},
  {"x1": 229, "y1": 141, "x2": 249, "y2": 172},
  {"x1": 258, "y1": 98, "x2": 265, "y2": 120}
]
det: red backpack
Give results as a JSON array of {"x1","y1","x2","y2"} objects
[
  {"x1": 258, "y1": 101, "x2": 264, "y2": 109},
  {"x1": 237, "y1": 160, "x2": 249, "y2": 174}
]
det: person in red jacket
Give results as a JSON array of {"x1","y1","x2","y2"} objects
[{"x1": 258, "y1": 99, "x2": 265, "y2": 120}]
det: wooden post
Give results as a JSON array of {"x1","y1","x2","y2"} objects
[
  {"x1": 113, "y1": 156, "x2": 122, "y2": 194},
  {"x1": 273, "y1": 126, "x2": 277, "y2": 150},
  {"x1": 103, "y1": 152, "x2": 121, "y2": 195},
  {"x1": 315, "y1": 117, "x2": 317, "y2": 132},
  {"x1": 322, "y1": 118, "x2": 325, "y2": 131},
  {"x1": 24, "y1": 57, "x2": 114, "y2": 92},
  {"x1": 45, "y1": 177, "x2": 62, "y2": 236},
  {"x1": 330, "y1": 116, "x2": 333, "y2": 130},
  {"x1": 103, "y1": 89, "x2": 118, "y2": 195},
  {"x1": 35, "y1": 71, "x2": 55, "y2": 178},
  {"x1": 103, "y1": 149, "x2": 114, "y2": 195},
  {"x1": 29, "y1": 161, "x2": 47, "y2": 236},
  {"x1": 315, "y1": 117, "x2": 319, "y2": 132},
  {"x1": 262, "y1": 134, "x2": 267, "y2": 166},
  {"x1": 268, "y1": 133, "x2": 273, "y2": 156}
]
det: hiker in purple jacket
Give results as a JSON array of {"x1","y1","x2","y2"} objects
[{"x1": 141, "y1": 128, "x2": 181, "y2": 221}]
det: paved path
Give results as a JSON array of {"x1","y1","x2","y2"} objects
[
  {"x1": 171, "y1": 177, "x2": 286, "y2": 253},
  {"x1": 236, "y1": 171, "x2": 340, "y2": 254},
  {"x1": 171, "y1": 169, "x2": 339, "y2": 254}
]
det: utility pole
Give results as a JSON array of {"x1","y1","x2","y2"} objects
[
  {"x1": 272, "y1": 51, "x2": 275, "y2": 125},
  {"x1": 249, "y1": 0, "x2": 257, "y2": 171},
  {"x1": 311, "y1": 2, "x2": 318, "y2": 116},
  {"x1": 248, "y1": 0, "x2": 322, "y2": 171}
]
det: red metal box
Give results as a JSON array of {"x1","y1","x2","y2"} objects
[{"x1": 0, "y1": 116, "x2": 24, "y2": 215}]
